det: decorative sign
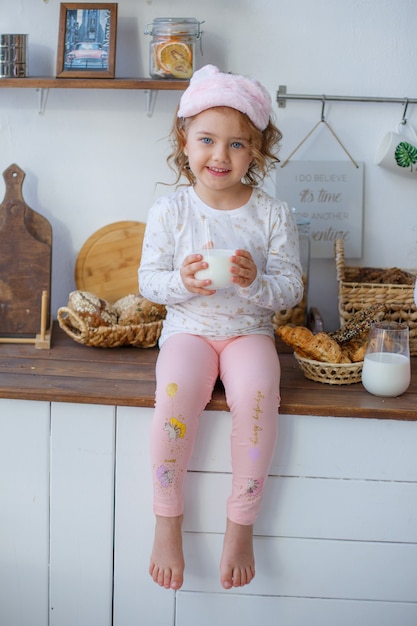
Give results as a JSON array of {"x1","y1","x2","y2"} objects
[{"x1": 277, "y1": 161, "x2": 364, "y2": 258}]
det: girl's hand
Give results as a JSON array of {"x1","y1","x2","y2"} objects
[
  {"x1": 180, "y1": 253, "x2": 216, "y2": 295},
  {"x1": 231, "y1": 249, "x2": 257, "y2": 287}
]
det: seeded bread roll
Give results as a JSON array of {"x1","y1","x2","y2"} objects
[
  {"x1": 67, "y1": 290, "x2": 118, "y2": 327},
  {"x1": 114, "y1": 294, "x2": 166, "y2": 325},
  {"x1": 329, "y1": 303, "x2": 386, "y2": 343}
]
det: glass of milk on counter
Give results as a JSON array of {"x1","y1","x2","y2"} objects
[
  {"x1": 194, "y1": 216, "x2": 237, "y2": 289},
  {"x1": 361, "y1": 321, "x2": 411, "y2": 397}
]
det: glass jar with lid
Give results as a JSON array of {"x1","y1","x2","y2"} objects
[
  {"x1": 272, "y1": 209, "x2": 311, "y2": 329},
  {"x1": 144, "y1": 17, "x2": 203, "y2": 80},
  {"x1": 293, "y1": 209, "x2": 311, "y2": 325}
]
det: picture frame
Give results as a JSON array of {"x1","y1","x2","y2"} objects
[{"x1": 56, "y1": 3, "x2": 118, "y2": 78}]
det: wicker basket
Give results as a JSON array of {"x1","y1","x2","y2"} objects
[
  {"x1": 57, "y1": 307, "x2": 162, "y2": 348},
  {"x1": 335, "y1": 239, "x2": 417, "y2": 356},
  {"x1": 294, "y1": 352, "x2": 363, "y2": 385}
]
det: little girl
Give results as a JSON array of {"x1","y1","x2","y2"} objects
[{"x1": 139, "y1": 64, "x2": 303, "y2": 592}]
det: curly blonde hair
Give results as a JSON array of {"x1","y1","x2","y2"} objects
[{"x1": 167, "y1": 106, "x2": 282, "y2": 187}]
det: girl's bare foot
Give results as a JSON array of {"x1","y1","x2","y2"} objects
[
  {"x1": 149, "y1": 515, "x2": 184, "y2": 590},
  {"x1": 220, "y1": 518, "x2": 255, "y2": 589}
]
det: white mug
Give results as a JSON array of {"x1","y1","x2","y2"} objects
[{"x1": 375, "y1": 123, "x2": 417, "y2": 177}]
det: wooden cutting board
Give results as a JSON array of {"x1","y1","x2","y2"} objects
[
  {"x1": 0, "y1": 164, "x2": 52, "y2": 337},
  {"x1": 74, "y1": 220, "x2": 145, "y2": 302}
]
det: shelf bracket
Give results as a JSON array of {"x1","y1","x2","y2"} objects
[
  {"x1": 36, "y1": 87, "x2": 49, "y2": 115},
  {"x1": 144, "y1": 89, "x2": 158, "y2": 117}
]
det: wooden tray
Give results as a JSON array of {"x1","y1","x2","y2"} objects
[{"x1": 75, "y1": 221, "x2": 145, "y2": 302}]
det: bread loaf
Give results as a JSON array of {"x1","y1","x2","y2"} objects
[
  {"x1": 67, "y1": 291, "x2": 118, "y2": 327},
  {"x1": 354, "y1": 267, "x2": 415, "y2": 285},
  {"x1": 114, "y1": 294, "x2": 166, "y2": 325}
]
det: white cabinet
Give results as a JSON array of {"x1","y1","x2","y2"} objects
[
  {"x1": 0, "y1": 399, "x2": 50, "y2": 626},
  {"x1": 176, "y1": 412, "x2": 417, "y2": 625},
  {"x1": 176, "y1": 593, "x2": 417, "y2": 626},
  {"x1": 1, "y1": 399, "x2": 417, "y2": 626},
  {"x1": 113, "y1": 406, "x2": 175, "y2": 626},
  {"x1": 49, "y1": 403, "x2": 116, "y2": 626}
]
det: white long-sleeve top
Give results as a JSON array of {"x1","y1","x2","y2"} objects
[{"x1": 139, "y1": 186, "x2": 303, "y2": 346}]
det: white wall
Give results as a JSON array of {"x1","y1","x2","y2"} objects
[{"x1": 1, "y1": 0, "x2": 416, "y2": 328}]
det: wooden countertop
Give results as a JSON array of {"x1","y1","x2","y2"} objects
[{"x1": 0, "y1": 323, "x2": 416, "y2": 420}]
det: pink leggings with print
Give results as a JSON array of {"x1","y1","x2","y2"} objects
[{"x1": 150, "y1": 333, "x2": 280, "y2": 526}]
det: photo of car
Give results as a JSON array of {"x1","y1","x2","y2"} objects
[{"x1": 65, "y1": 41, "x2": 109, "y2": 70}]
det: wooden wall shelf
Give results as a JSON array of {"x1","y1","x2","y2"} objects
[
  {"x1": 0, "y1": 76, "x2": 189, "y2": 114},
  {"x1": 0, "y1": 76, "x2": 189, "y2": 90}
]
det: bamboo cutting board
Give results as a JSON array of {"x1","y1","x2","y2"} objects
[
  {"x1": 0, "y1": 164, "x2": 52, "y2": 337},
  {"x1": 74, "y1": 221, "x2": 145, "y2": 302}
]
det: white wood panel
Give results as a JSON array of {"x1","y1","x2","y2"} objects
[
  {"x1": 190, "y1": 412, "x2": 417, "y2": 481},
  {"x1": 113, "y1": 406, "x2": 175, "y2": 626},
  {"x1": 183, "y1": 472, "x2": 417, "y2": 542},
  {"x1": 49, "y1": 403, "x2": 115, "y2": 626},
  {"x1": 176, "y1": 592, "x2": 417, "y2": 626},
  {"x1": 181, "y1": 533, "x2": 417, "y2": 602},
  {"x1": 1, "y1": 395, "x2": 415, "y2": 626},
  {"x1": 0, "y1": 399, "x2": 50, "y2": 626}
]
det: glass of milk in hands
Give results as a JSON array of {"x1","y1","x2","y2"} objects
[
  {"x1": 194, "y1": 216, "x2": 237, "y2": 290},
  {"x1": 361, "y1": 321, "x2": 411, "y2": 397}
]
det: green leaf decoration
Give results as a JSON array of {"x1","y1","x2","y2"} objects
[{"x1": 394, "y1": 141, "x2": 417, "y2": 172}]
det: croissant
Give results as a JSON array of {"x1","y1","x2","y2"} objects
[
  {"x1": 277, "y1": 325, "x2": 313, "y2": 353},
  {"x1": 277, "y1": 325, "x2": 350, "y2": 363}
]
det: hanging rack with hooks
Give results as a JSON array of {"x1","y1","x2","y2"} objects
[
  {"x1": 277, "y1": 88, "x2": 417, "y2": 168},
  {"x1": 279, "y1": 93, "x2": 359, "y2": 168},
  {"x1": 277, "y1": 86, "x2": 417, "y2": 110}
]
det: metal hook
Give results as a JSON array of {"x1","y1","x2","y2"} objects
[
  {"x1": 401, "y1": 98, "x2": 409, "y2": 125},
  {"x1": 321, "y1": 95, "x2": 326, "y2": 121}
]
